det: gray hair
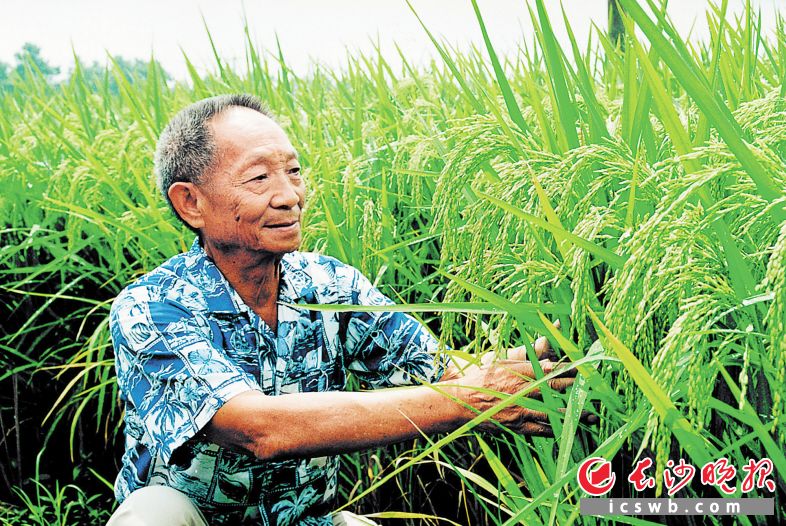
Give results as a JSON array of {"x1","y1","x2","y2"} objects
[{"x1": 154, "y1": 94, "x2": 273, "y2": 229}]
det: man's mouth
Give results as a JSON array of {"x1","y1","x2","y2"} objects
[{"x1": 265, "y1": 221, "x2": 299, "y2": 229}]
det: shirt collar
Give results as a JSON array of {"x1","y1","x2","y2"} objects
[{"x1": 185, "y1": 238, "x2": 308, "y2": 315}]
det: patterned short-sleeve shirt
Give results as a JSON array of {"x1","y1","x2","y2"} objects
[{"x1": 110, "y1": 238, "x2": 446, "y2": 525}]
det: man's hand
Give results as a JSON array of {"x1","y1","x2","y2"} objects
[
  {"x1": 442, "y1": 320, "x2": 561, "y2": 381},
  {"x1": 441, "y1": 319, "x2": 597, "y2": 436},
  {"x1": 498, "y1": 319, "x2": 561, "y2": 364},
  {"x1": 449, "y1": 356, "x2": 578, "y2": 436}
]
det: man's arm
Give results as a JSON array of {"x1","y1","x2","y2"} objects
[{"x1": 204, "y1": 358, "x2": 575, "y2": 461}]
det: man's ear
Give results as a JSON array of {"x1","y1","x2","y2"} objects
[{"x1": 168, "y1": 182, "x2": 206, "y2": 230}]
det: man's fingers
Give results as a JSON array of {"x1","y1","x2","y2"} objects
[
  {"x1": 520, "y1": 421, "x2": 554, "y2": 437},
  {"x1": 534, "y1": 318, "x2": 562, "y2": 359},
  {"x1": 533, "y1": 335, "x2": 550, "y2": 357},
  {"x1": 520, "y1": 408, "x2": 596, "y2": 423},
  {"x1": 481, "y1": 351, "x2": 495, "y2": 367},
  {"x1": 495, "y1": 359, "x2": 577, "y2": 382},
  {"x1": 498, "y1": 358, "x2": 548, "y2": 378},
  {"x1": 553, "y1": 361, "x2": 577, "y2": 378},
  {"x1": 508, "y1": 318, "x2": 563, "y2": 361},
  {"x1": 509, "y1": 342, "x2": 556, "y2": 361},
  {"x1": 507, "y1": 345, "x2": 528, "y2": 361},
  {"x1": 492, "y1": 406, "x2": 597, "y2": 436},
  {"x1": 539, "y1": 359, "x2": 577, "y2": 378},
  {"x1": 547, "y1": 377, "x2": 575, "y2": 391}
]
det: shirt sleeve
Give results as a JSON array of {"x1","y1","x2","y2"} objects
[
  {"x1": 338, "y1": 265, "x2": 450, "y2": 389},
  {"x1": 110, "y1": 284, "x2": 262, "y2": 464}
]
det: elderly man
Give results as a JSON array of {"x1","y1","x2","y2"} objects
[{"x1": 106, "y1": 94, "x2": 576, "y2": 526}]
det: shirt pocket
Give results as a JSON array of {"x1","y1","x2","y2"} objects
[
  {"x1": 301, "y1": 361, "x2": 344, "y2": 392},
  {"x1": 209, "y1": 314, "x2": 262, "y2": 381}
]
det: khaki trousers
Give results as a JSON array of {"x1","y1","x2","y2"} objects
[{"x1": 106, "y1": 485, "x2": 378, "y2": 525}]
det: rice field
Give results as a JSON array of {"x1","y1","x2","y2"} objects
[{"x1": 0, "y1": 0, "x2": 784, "y2": 524}]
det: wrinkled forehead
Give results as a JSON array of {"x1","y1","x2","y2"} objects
[
  {"x1": 209, "y1": 106, "x2": 296, "y2": 157},
  {"x1": 241, "y1": 146, "x2": 299, "y2": 165}
]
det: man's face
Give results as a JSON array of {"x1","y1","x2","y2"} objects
[{"x1": 196, "y1": 107, "x2": 305, "y2": 255}]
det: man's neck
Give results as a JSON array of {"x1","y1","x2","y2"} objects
[{"x1": 202, "y1": 240, "x2": 283, "y2": 330}]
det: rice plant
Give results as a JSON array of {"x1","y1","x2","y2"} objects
[{"x1": 0, "y1": 0, "x2": 784, "y2": 524}]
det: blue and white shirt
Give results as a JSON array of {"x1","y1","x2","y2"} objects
[{"x1": 109, "y1": 238, "x2": 447, "y2": 525}]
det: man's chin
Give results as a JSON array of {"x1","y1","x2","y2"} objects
[{"x1": 263, "y1": 238, "x2": 302, "y2": 255}]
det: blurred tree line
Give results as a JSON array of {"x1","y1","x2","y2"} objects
[{"x1": 0, "y1": 42, "x2": 169, "y2": 91}]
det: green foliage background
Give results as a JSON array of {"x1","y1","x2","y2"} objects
[{"x1": 0, "y1": 1, "x2": 784, "y2": 524}]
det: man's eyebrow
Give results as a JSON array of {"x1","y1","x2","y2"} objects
[{"x1": 240, "y1": 149, "x2": 299, "y2": 170}]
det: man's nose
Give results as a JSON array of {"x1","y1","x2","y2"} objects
[{"x1": 270, "y1": 174, "x2": 302, "y2": 209}]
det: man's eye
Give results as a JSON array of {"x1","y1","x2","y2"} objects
[
  {"x1": 289, "y1": 167, "x2": 301, "y2": 175},
  {"x1": 250, "y1": 174, "x2": 268, "y2": 182}
]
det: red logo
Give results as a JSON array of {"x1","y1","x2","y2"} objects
[
  {"x1": 741, "y1": 458, "x2": 776, "y2": 493},
  {"x1": 700, "y1": 458, "x2": 737, "y2": 495},
  {"x1": 628, "y1": 457, "x2": 655, "y2": 491},
  {"x1": 578, "y1": 457, "x2": 616, "y2": 496},
  {"x1": 664, "y1": 458, "x2": 696, "y2": 496}
]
